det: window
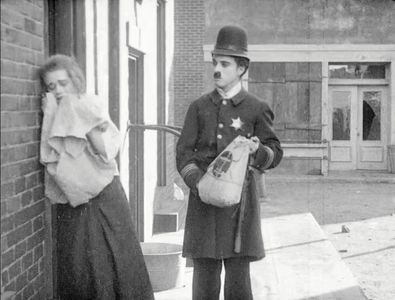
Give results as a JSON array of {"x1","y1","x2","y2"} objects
[
  {"x1": 332, "y1": 91, "x2": 351, "y2": 141},
  {"x1": 362, "y1": 91, "x2": 381, "y2": 141},
  {"x1": 329, "y1": 63, "x2": 385, "y2": 79}
]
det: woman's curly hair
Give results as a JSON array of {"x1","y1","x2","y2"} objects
[{"x1": 38, "y1": 54, "x2": 86, "y2": 94}]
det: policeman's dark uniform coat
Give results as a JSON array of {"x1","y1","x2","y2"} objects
[{"x1": 176, "y1": 88, "x2": 283, "y2": 261}]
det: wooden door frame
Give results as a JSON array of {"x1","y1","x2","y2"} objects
[
  {"x1": 157, "y1": 0, "x2": 167, "y2": 186},
  {"x1": 328, "y1": 86, "x2": 358, "y2": 170},
  {"x1": 128, "y1": 48, "x2": 145, "y2": 241},
  {"x1": 108, "y1": 0, "x2": 120, "y2": 128},
  {"x1": 357, "y1": 86, "x2": 388, "y2": 170},
  {"x1": 45, "y1": 0, "x2": 86, "y2": 298},
  {"x1": 43, "y1": 3, "x2": 54, "y2": 298},
  {"x1": 47, "y1": 0, "x2": 86, "y2": 70}
]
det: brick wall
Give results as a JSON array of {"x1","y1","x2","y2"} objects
[
  {"x1": 1, "y1": 1, "x2": 47, "y2": 299},
  {"x1": 174, "y1": 0, "x2": 206, "y2": 127},
  {"x1": 168, "y1": 0, "x2": 206, "y2": 196}
]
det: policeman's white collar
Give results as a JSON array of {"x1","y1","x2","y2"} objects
[{"x1": 216, "y1": 81, "x2": 242, "y2": 100}]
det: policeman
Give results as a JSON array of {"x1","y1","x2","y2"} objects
[{"x1": 176, "y1": 25, "x2": 283, "y2": 299}]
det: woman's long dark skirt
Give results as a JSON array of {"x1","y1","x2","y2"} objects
[{"x1": 56, "y1": 176, "x2": 154, "y2": 300}]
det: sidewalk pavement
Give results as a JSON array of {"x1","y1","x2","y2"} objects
[
  {"x1": 151, "y1": 213, "x2": 367, "y2": 300},
  {"x1": 262, "y1": 170, "x2": 395, "y2": 300},
  {"x1": 262, "y1": 170, "x2": 395, "y2": 226},
  {"x1": 149, "y1": 170, "x2": 394, "y2": 299}
]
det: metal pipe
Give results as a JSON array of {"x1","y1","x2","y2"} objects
[{"x1": 127, "y1": 121, "x2": 182, "y2": 137}]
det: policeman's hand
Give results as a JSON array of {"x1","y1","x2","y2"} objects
[
  {"x1": 249, "y1": 136, "x2": 260, "y2": 154},
  {"x1": 184, "y1": 169, "x2": 204, "y2": 191}
]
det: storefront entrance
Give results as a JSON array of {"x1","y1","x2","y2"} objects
[{"x1": 329, "y1": 86, "x2": 388, "y2": 170}]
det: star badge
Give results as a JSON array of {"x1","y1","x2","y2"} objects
[{"x1": 230, "y1": 117, "x2": 244, "y2": 131}]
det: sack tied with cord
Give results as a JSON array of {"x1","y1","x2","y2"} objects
[{"x1": 197, "y1": 135, "x2": 254, "y2": 207}]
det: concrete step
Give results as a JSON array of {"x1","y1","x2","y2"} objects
[
  {"x1": 153, "y1": 200, "x2": 187, "y2": 233},
  {"x1": 153, "y1": 213, "x2": 367, "y2": 299},
  {"x1": 253, "y1": 213, "x2": 367, "y2": 299}
]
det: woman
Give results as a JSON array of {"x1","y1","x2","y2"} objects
[{"x1": 38, "y1": 54, "x2": 154, "y2": 300}]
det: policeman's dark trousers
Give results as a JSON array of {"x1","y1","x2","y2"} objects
[{"x1": 192, "y1": 257, "x2": 253, "y2": 300}]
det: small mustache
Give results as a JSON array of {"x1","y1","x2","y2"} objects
[{"x1": 214, "y1": 72, "x2": 221, "y2": 79}]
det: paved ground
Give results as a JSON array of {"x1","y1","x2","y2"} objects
[
  {"x1": 151, "y1": 171, "x2": 395, "y2": 300},
  {"x1": 323, "y1": 216, "x2": 395, "y2": 300},
  {"x1": 264, "y1": 173, "x2": 395, "y2": 300},
  {"x1": 154, "y1": 213, "x2": 367, "y2": 300},
  {"x1": 263, "y1": 176, "x2": 395, "y2": 225}
]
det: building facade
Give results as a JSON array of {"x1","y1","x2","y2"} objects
[
  {"x1": 1, "y1": 0, "x2": 177, "y2": 298},
  {"x1": 2, "y1": 0, "x2": 395, "y2": 298},
  {"x1": 175, "y1": 0, "x2": 395, "y2": 175}
]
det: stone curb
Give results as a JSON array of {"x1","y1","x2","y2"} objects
[{"x1": 266, "y1": 175, "x2": 395, "y2": 184}]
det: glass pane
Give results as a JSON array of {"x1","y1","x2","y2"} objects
[
  {"x1": 332, "y1": 91, "x2": 351, "y2": 140},
  {"x1": 362, "y1": 91, "x2": 381, "y2": 141},
  {"x1": 329, "y1": 64, "x2": 385, "y2": 79}
]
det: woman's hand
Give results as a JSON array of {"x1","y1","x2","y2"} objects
[
  {"x1": 98, "y1": 122, "x2": 109, "y2": 132},
  {"x1": 42, "y1": 93, "x2": 58, "y2": 113},
  {"x1": 87, "y1": 125, "x2": 107, "y2": 156}
]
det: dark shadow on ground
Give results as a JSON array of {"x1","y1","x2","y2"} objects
[
  {"x1": 266, "y1": 238, "x2": 327, "y2": 252},
  {"x1": 342, "y1": 245, "x2": 395, "y2": 259}
]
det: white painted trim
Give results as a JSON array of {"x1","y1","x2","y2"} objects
[
  {"x1": 85, "y1": 0, "x2": 95, "y2": 94},
  {"x1": 204, "y1": 44, "x2": 395, "y2": 52},
  {"x1": 329, "y1": 79, "x2": 389, "y2": 86},
  {"x1": 282, "y1": 144, "x2": 327, "y2": 159},
  {"x1": 204, "y1": 44, "x2": 395, "y2": 62},
  {"x1": 391, "y1": 59, "x2": 395, "y2": 146},
  {"x1": 249, "y1": 44, "x2": 395, "y2": 52},
  {"x1": 321, "y1": 61, "x2": 329, "y2": 175},
  {"x1": 282, "y1": 143, "x2": 327, "y2": 148}
]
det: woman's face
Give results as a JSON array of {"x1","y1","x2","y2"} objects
[{"x1": 44, "y1": 69, "x2": 78, "y2": 102}]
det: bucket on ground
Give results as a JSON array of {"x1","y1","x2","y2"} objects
[{"x1": 140, "y1": 242, "x2": 185, "y2": 292}]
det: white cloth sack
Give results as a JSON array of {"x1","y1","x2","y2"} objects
[
  {"x1": 40, "y1": 93, "x2": 120, "y2": 207},
  {"x1": 197, "y1": 135, "x2": 251, "y2": 207}
]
